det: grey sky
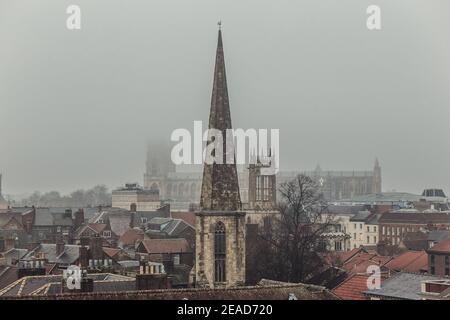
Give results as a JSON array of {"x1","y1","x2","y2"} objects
[{"x1": 1, "y1": 0, "x2": 449, "y2": 195}]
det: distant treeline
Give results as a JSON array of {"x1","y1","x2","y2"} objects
[{"x1": 18, "y1": 185, "x2": 111, "y2": 208}]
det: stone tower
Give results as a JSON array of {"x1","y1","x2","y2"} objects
[
  {"x1": 195, "y1": 27, "x2": 246, "y2": 288},
  {"x1": 248, "y1": 155, "x2": 277, "y2": 211},
  {"x1": 373, "y1": 158, "x2": 382, "y2": 194},
  {"x1": 0, "y1": 174, "x2": 8, "y2": 210}
]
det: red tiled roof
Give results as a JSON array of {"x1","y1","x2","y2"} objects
[
  {"x1": 342, "y1": 252, "x2": 392, "y2": 274},
  {"x1": 102, "y1": 247, "x2": 121, "y2": 258},
  {"x1": 338, "y1": 248, "x2": 363, "y2": 263},
  {"x1": 427, "y1": 237, "x2": 450, "y2": 253},
  {"x1": 170, "y1": 212, "x2": 196, "y2": 227},
  {"x1": 140, "y1": 238, "x2": 190, "y2": 254},
  {"x1": 118, "y1": 228, "x2": 144, "y2": 246},
  {"x1": 385, "y1": 250, "x2": 428, "y2": 273},
  {"x1": 87, "y1": 223, "x2": 107, "y2": 234},
  {"x1": 332, "y1": 274, "x2": 372, "y2": 300}
]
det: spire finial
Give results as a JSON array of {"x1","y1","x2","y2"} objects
[{"x1": 218, "y1": 20, "x2": 222, "y2": 30}]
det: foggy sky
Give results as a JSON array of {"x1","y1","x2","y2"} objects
[{"x1": 1, "y1": 0, "x2": 450, "y2": 196}]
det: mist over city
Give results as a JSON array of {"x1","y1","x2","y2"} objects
[{"x1": 0, "y1": 0, "x2": 449, "y2": 309}]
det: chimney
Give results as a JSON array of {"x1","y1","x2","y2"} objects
[
  {"x1": 80, "y1": 236, "x2": 90, "y2": 246},
  {"x1": 79, "y1": 246, "x2": 89, "y2": 269},
  {"x1": 74, "y1": 209, "x2": 85, "y2": 229},
  {"x1": 89, "y1": 235, "x2": 103, "y2": 261},
  {"x1": 136, "y1": 261, "x2": 170, "y2": 290},
  {"x1": 162, "y1": 256, "x2": 174, "y2": 274},
  {"x1": 130, "y1": 204, "x2": 136, "y2": 228},
  {"x1": 64, "y1": 208, "x2": 72, "y2": 219}
]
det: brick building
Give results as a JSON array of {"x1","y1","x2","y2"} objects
[
  {"x1": 378, "y1": 211, "x2": 450, "y2": 247},
  {"x1": 426, "y1": 237, "x2": 450, "y2": 276}
]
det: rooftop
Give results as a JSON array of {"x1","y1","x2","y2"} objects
[
  {"x1": 0, "y1": 281, "x2": 338, "y2": 300},
  {"x1": 385, "y1": 251, "x2": 428, "y2": 273},
  {"x1": 332, "y1": 274, "x2": 373, "y2": 300},
  {"x1": 365, "y1": 272, "x2": 448, "y2": 300}
]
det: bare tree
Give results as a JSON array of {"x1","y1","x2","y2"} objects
[{"x1": 252, "y1": 174, "x2": 333, "y2": 283}]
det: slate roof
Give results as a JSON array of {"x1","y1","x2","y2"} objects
[
  {"x1": 365, "y1": 272, "x2": 448, "y2": 300},
  {"x1": 0, "y1": 266, "x2": 18, "y2": 291},
  {"x1": 89, "y1": 207, "x2": 170, "y2": 237},
  {"x1": 379, "y1": 212, "x2": 450, "y2": 224},
  {"x1": 428, "y1": 230, "x2": 450, "y2": 242},
  {"x1": 350, "y1": 211, "x2": 373, "y2": 222},
  {"x1": 326, "y1": 205, "x2": 367, "y2": 215},
  {"x1": 339, "y1": 192, "x2": 422, "y2": 203},
  {"x1": 145, "y1": 217, "x2": 194, "y2": 238},
  {"x1": 0, "y1": 273, "x2": 134, "y2": 297},
  {"x1": 0, "y1": 281, "x2": 339, "y2": 300},
  {"x1": 22, "y1": 244, "x2": 81, "y2": 265}
]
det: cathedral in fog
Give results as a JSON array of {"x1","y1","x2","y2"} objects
[{"x1": 143, "y1": 144, "x2": 382, "y2": 209}]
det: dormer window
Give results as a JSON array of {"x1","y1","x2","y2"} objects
[{"x1": 103, "y1": 230, "x2": 111, "y2": 238}]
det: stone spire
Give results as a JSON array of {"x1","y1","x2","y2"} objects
[{"x1": 200, "y1": 28, "x2": 241, "y2": 211}]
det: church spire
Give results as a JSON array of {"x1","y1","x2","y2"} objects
[{"x1": 200, "y1": 28, "x2": 241, "y2": 211}]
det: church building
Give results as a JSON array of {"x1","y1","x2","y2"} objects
[{"x1": 195, "y1": 27, "x2": 246, "y2": 288}]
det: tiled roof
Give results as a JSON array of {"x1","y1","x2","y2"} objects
[
  {"x1": 0, "y1": 266, "x2": 18, "y2": 292},
  {"x1": 385, "y1": 251, "x2": 428, "y2": 273},
  {"x1": 0, "y1": 273, "x2": 134, "y2": 297},
  {"x1": 350, "y1": 211, "x2": 373, "y2": 222},
  {"x1": 341, "y1": 252, "x2": 392, "y2": 274},
  {"x1": 0, "y1": 281, "x2": 338, "y2": 300},
  {"x1": 22, "y1": 244, "x2": 80, "y2": 265},
  {"x1": 0, "y1": 212, "x2": 24, "y2": 228},
  {"x1": 365, "y1": 272, "x2": 448, "y2": 300},
  {"x1": 379, "y1": 212, "x2": 450, "y2": 224},
  {"x1": 102, "y1": 247, "x2": 121, "y2": 258},
  {"x1": 170, "y1": 211, "x2": 196, "y2": 227},
  {"x1": 87, "y1": 223, "x2": 108, "y2": 234},
  {"x1": 118, "y1": 228, "x2": 144, "y2": 247},
  {"x1": 427, "y1": 237, "x2": 450, "y2": 253},
  {"x1": 145, "y1": 218, "x2": 194, "y2": 238},
  {"x1": 332, "y1": 274, "x2": 372, "y2": 300},
  {"x1": 140, "y1": 238, "x2": 190, "y2": 254}
]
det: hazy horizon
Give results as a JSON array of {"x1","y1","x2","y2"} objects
[{"x1": 1, "y1": 0, "x2": 450, "y2": 196}]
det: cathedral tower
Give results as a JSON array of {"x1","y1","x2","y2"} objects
[
  {"x1": 372, "y1": 158, "x2": 382, "y2": 194},
  {"x1": 0, "y1": 174, "x2": 8, "y2": 210},
  {"x1": 195, "y1": 27, "x2": 246, "y2": 288}
]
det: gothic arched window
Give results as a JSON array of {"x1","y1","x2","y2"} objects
[{"x1": 214, "y1": 221, "x2": 226, "y2": 283}]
